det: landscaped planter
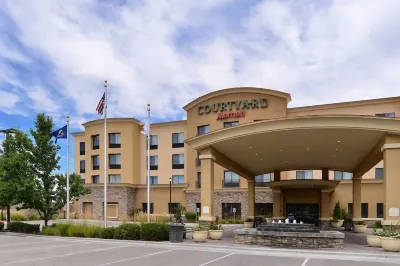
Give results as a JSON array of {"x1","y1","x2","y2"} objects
[
  {"x1": 265, "y1": 218, "x2": 273, "y2": 223},
  {"x1": 331, "y1": 220, "x2": 343, "y2": 228},
  {"x1": 193, "y1": 231, "x2": 208, "y2": 242},
  {"x1": 375, "y1": 228, "x2": 384, "y2": 234},
  {"x1": 367, "y1": 235, "x2": 381, "y2": 247},
  {"x1": 354, "y1": 224, "x2": 367, "y2": 233},
  {"x1": 244, "y1": 222, "x2": 253, "y2": 228},
  {"x1": 209, "y1": 230, "x2": 223, "y2": 240},
  {"x1": 381, "y1": 237, "x2": 400, "y2": 252}
]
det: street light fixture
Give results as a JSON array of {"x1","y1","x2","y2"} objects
[
  {"x1": 169, "y1": 177, "x2": 172, "y2": 222},
  {"x1": 0, "y1": 128, "x2": 16, "y2": 224}
]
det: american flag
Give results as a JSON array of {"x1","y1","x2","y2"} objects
[{"x1": 96, "y1": 93, "x2": 105, "y2": 115}]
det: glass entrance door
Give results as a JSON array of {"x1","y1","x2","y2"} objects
[{"x1": 286, "y1": 203, "x2": 319, "y2": 226}]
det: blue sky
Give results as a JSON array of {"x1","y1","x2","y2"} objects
[{"x1": 1, "y1": 0, "x2": 400, "y2": 173}]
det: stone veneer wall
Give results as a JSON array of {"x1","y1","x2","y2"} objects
[
  {"x1": 77, "y1": 186, "x2": 136, "y2": 220},
  {"x1": 186, "y1": 190, "x2": 273, "y2": 219}
]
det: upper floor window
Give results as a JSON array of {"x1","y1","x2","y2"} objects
[
  {"x1": 109, "y1": 133, "x2": 121, "y2": 148},
  {"x1": 172, "y1": 133, "x2": 184, "y2": 148},
  {"x1": 92, "y1": 135, "x2": 100, "y2": 150},
  {"x1": 224, "y1": 121, "x2": 239, "y2": 128},
  {"x1": 149, "y1": 155, "x2": 158, "y2": 170},
  {"x1": 80, "y1": 178, "x2": 86, "y2": 184},
  {"x1": 255, "y1": 174, "x2": 271, "y2": 187},
  {"x1": 197, "y1": 125, "x2": 210, "y2": 136},
  {"x1": 149, "y1": 176, "x2": 158, "y2": 185},
  {"x1": 92, "y1": 175, "x2": 100, "y2": 184},
  {"x1": 375, "y1": 112, "x2": 395, "y2": 118},
  {"x1": 296, "y1": 170, "x2": 313, "y2": 180},
  {"x1": 334, "y1": 171, "x2": 353, "y2": 180},
  {"x1": 172, "y1": 175, "x2": 184, "y2": 184},
  {"x1": 80, "y1": 142, "x2": 85, "y2": 155},
  {"x1": 150, "y1": 135, "x2": 158, "y2": 150},
  {"x1": 109, "y1": 174, "x2": 121, "y2": 184},
  {"x1": 80, "y1": 160, "x2": 85, "y2": 174},
  {"x1": 195, "y1": 152, "x2": 201, "y2": 167},
  {"x1": 92, "y1": 155, "x2": 100, "y2": 170},
  {"x1": 109, "y1": 154, "x2": 121, "y2": 169},
  {"x1": 375, "y1": 168, "x2": 384, "y2": 179},
  {"x1": 223, "y1": 171, "x2": 240, "y2": 188},
  {"x1": 172, "y1": 154, "x2": 184, "y2": 169}
]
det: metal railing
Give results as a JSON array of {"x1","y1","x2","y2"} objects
[{"x1": 222, "y1": 180, "x2": 240, "y2": 188}]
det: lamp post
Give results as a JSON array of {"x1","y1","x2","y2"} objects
[
  {"x1": 169, "y1": 177, "x2": 172, "y2": 222},
  {"x1": 0, "y1": 128, "x2": 17, "y2": 224}
]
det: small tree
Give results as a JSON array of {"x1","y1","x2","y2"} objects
[{"x1": 332, "y1": 201, "x2": 341, "y2": 221}]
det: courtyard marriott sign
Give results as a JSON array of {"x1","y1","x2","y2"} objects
[{"x1": 197, "y1": 98, "x2": 269, "y2": 120}]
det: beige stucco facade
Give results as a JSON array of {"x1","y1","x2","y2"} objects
[{"x1": 72, "y1": 87, "x2": 400, "y2": 227}]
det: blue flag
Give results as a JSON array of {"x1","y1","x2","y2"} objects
[{"x1": 51, "y1": 125, "x2": 67, "y2": 143}]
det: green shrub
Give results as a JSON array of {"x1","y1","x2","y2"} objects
[
  {"x1": 83, "y1": 224, "x2": 102, "y2": 238},
  {"x1": 219, "y1": 219, "x2": 226, "y2": 224},
  {"x1": 100, "y1": 227, "x2": 115, "y2": 239},
  {"x1": 0, "y1": 221, "x2": 4, "y2": 231},
  {"x1": 56, "y1": 223, "x2": 71, "y2": 236},
  {"x1": 7, "y1": 221, "x2": 25, "y2": 232},
  {"x1": 42, "y1": 227, "x2": 57, "y2": 236},
  {"x1": 114, "y1": 223, "x2": 140, "y2": 240},
  {"x1": 68, "y1": 225, "x2": 85, "y2": 237},
  {"x1": 10, "y1": 213, "x2": 26, "y2": 221},
  {"x1": 332, "y1": 201, "x2": 341, "y2": 220},
  {"x1": 184, "y1": 212, "x2": 197, "y2": 222},
  {"x1": 140, "y1": 223, "x2": 169, "y2": 241},
  {"x1": 24, "y1": 224, "x2": 40, "y2": 234},
  {"x1": 27, "y1": 213, "x2": 40, "y2": 221}
]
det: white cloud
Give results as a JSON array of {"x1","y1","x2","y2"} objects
[
  {"x1": 0, "y1": 0, "x2": 399, "y2": 124},
  {"x1": 0, "y1": 90, "x2": 19, "y2": 109}
]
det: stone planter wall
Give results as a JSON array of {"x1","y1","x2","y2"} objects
[{"x1": 234, "y1": 229, "x2": 344, "y2": 249}]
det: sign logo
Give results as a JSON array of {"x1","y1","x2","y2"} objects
[{"x1": 57, "y1": 129, "x2": 65, "y2": 138}]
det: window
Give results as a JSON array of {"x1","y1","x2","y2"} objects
[
  {"x1": 296, "y1": 170, "x2": 313, "y2": 180},
  {"x1": 348, "y1": 203, "x2": 353, "y2": 216},
  {"x1": 149, "y1": 155, "x2": 158, "y2": 170},
  {"x1": 197, "y1": 125, "x2": 210, "y2": 136},
  {"x1": 223, "y1": 171, "x2": 240, "y2": 188},
  {"x1": 224, "y1": 121, "x2": 239, "y2": 128},
  {"x1": 92, "y1": 135, "x2": 100, "y2": 150},
  {"x1": 150, "y1": 135, "x2": 158, "y2": 150},
  {"x1": 142, "y1": 203, "x2": 154, "y2": 214},
  {"x1": 168, "y1": 203, "x2": 180, "y2": 214},
  {"x1": 109, "y1": 175, "x2": 121, "y2": 184},
  {"x1": 222, "y1": 203, "x2": 241, "y2": 219},
  {"x1": 375, "y1": 168, "x2": 384, "y2": 179},
  {"x1": 172, "y1": 132, "x2": 184, "y2": 148},
  {"x1": 109, "y1": 133, "x2": 121, "y2": 148},
  {"x1": 195, "y1": 152, "x2": 201, "y2": 166},
  {"x1": 196, "y1": 203, "x2": 201, "y2": 213},
  {"x1": 109, "y1": 154, "x2": 121, "y2": 169},
  {"x1": 361, "y1": 203, "x2": 368, "y2": 218},
  {"x1": 80, "y1": 178, "x2": 85, "y2": 184},
  {"x1": 149, "y1": 176, "x2": 158, "y2": 185},
  {"x1": 377, "y1": 203, "x2": 384, "y2": 218},
  {"x1": 172, "y1": 154, "x2": 184, "y2": 169},
  {"x1": 172, "y1": 175, "x2": 184, "y2": 184},
  {"x1": 80, "y1": 160, "x2": 85, "y2": 173},
  {"x1": 80, "y1": 142, "x2": 85, "y2": 155},
  {"x1": 375, "y1": 112, "x2": 395, "y2": 118},
  {"x1": 92, "y1": 175, "x2": 100, "y2": 184},
  {"x1": 255, "y1": 203, "x2": 273, "y2": 216},
  {"x1": 255, "y1": 174, "x2": 271, "y2": 187},
  {"x1": 197, "y1": 172, "x2": 201, "y2": 188},
  {"x1": 334, "y1": 171, "x2": 353, "y2": 180},
  {"x1": 92, "y1": 155, "x2": 100, "y2": 170}
]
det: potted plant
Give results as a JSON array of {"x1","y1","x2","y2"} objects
[
  {"x1": 373, "y1": 221, "x2": 383, "y2": 234},
  {"x1": 265, "y1": 213, "x2": 273, "y2": 223},
  {"x1": 192, "y1": 224, "x2": 208, "y2": 242},
  {"x1": 331, "y1": 201, "x2": 343, "y2": 228},
  {"x1": 353, "y1": 221, "x2": 367, "y2": 233},
  {"x1": 244, "y1": 218, "x2": 254, "y2": 228},
  {"x1": 381, "y1": 232, "x2": 400, "y2": 252},
  {"x1": 367, "y1": 230, "x2": 382, "y2": 247},
  {"x1": 209, "y1": 222, "x2": 223, "y2": 240}
]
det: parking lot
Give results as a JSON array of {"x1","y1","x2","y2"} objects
[{"x1": 1, "y1": 233, "x2": 400, "y2": 266}]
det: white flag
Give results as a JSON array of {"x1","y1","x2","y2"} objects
[{"x1": 141, "y1": 119, "x2": 150, "y2": 135}]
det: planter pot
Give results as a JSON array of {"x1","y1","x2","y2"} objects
[
  {"x1": 331, "y1": 221, "x2": 343, "y2": 228},
  {"x1": 354, "y1": 224, "x2": 367, "y2": 233},
  {"x1": 193, "y1": 231, "x2": 208, "y2": 242},
  {"x1": 375, "y1": 228, "x2": 384, "y2": 234},
  {"x1": 265, "y1": 218, "x2": 273, "y2": 223},
  {"x1": 381, "y1": 237, "x2": 400, "y2": 252},
  {"x1": 367, "y1": 235, "x2": 381, "y2": 247},
  {"x1": 244, "y1": 222, "x2": 253, "y2": 228},
  {"x1": 209, "y1": 230, "x2": 223, "y2": 240}
]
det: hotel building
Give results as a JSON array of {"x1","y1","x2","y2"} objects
[{"x1": 72, "y1": 87, "x2": 400, "y2": 228}]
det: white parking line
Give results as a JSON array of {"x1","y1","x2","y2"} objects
[
  {"x1": 198, "y1": 253, "x2": 233, "y2": 266},
  {"x1": 0, "y1": 240, "x2": 64, "y2": 248},
  {"x1": 301, "y1": 258, "x2": 310, "y2": 266},
  {"x1": 95, "y1": 250, "x2": 173, "y2": 266},
  {"x1": 0, "y1": 242, "x2": 93, "y2": 254}
]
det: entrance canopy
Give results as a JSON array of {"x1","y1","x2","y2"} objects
[{"x1": 186, "y1": 115, "x2": 400, "y2": 179}]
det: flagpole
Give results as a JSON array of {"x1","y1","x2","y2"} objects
[
  {"x1": 147, "y1": 104, "x2": 150, "y2": 223},
  {"x1": 104, "y1": 80, "x2": 108, "y2": 228},
  {"x1": 66, "y1": 116, "x2": 70, "y2": 222}
]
